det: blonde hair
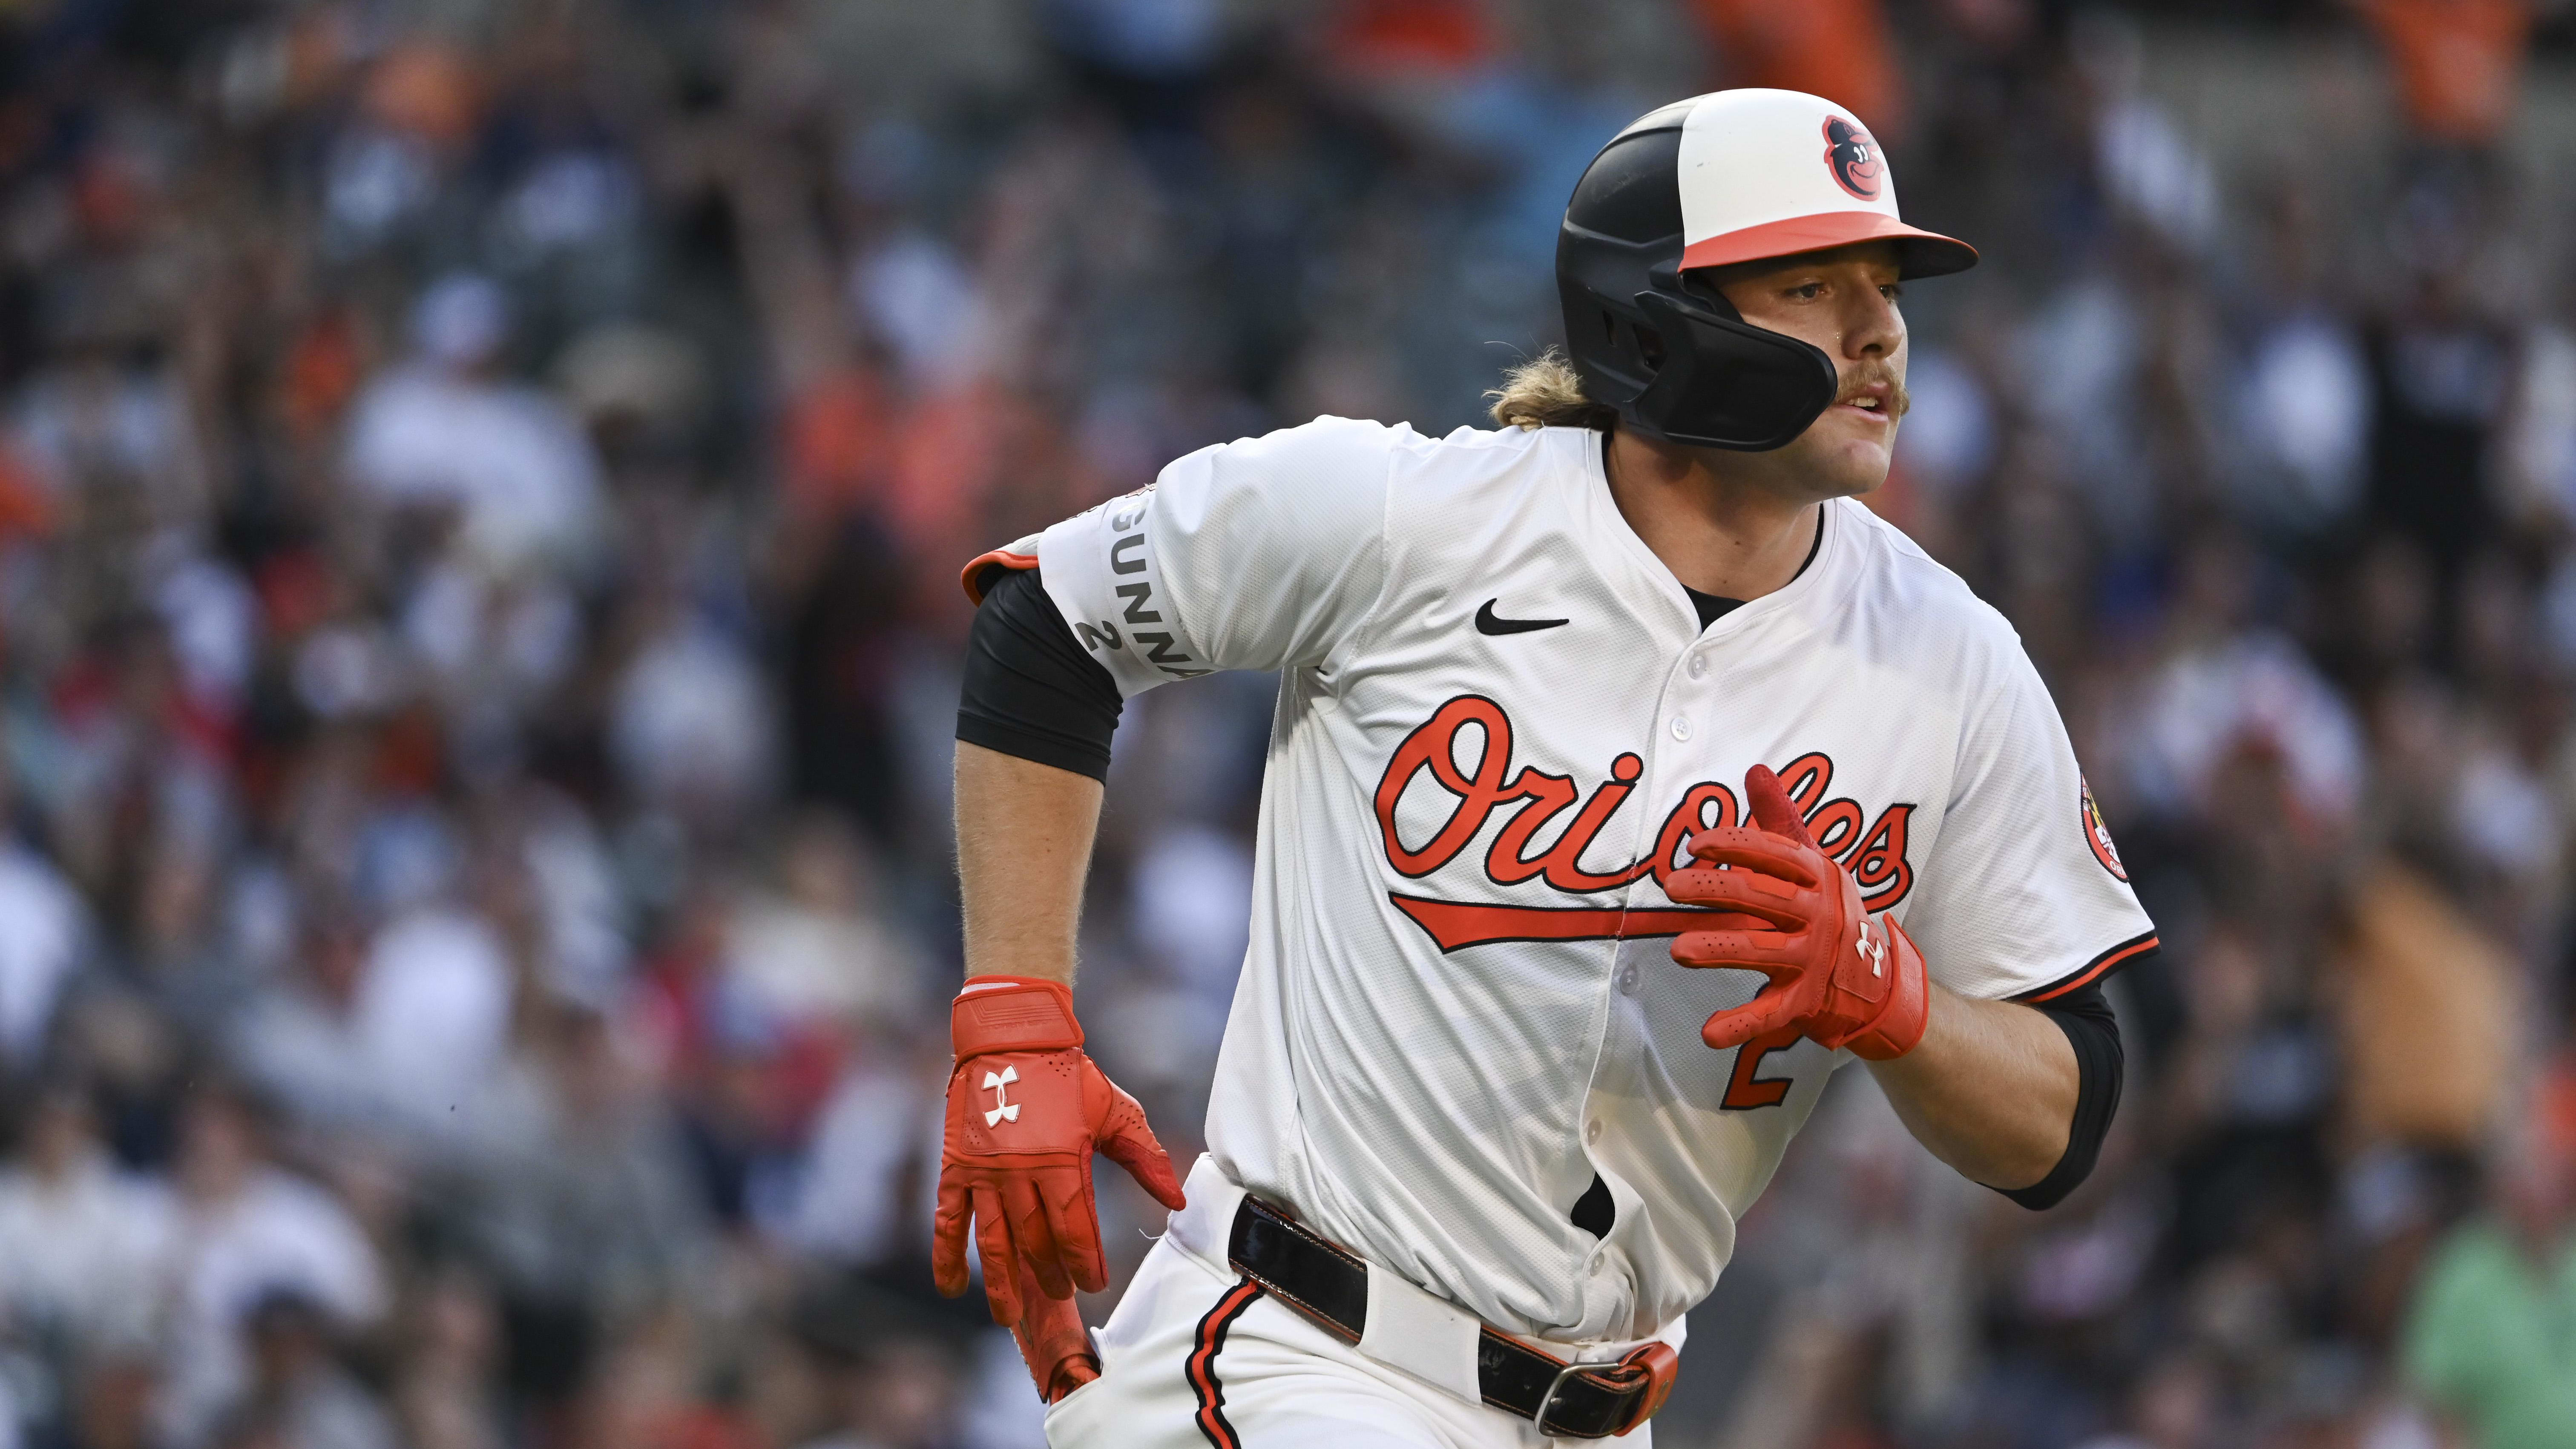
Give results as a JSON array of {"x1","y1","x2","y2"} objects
[{"x1": 1486, "y1": 348, "x2": 1618, "y2": 432}]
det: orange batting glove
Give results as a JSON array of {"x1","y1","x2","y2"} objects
[
  {"x1": 932, "y1": 976, "x2": 1186, "y2": 1364},
  {"x1": 1009, "y1": 1257, "x2": 1102, "y2": 1403},
  {"x1": 1666, "y1": 764, "x2": 1929, "y2": 1061}
]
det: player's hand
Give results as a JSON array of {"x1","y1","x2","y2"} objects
[
  {"x1": 931, "y1": 975, "x2": 1187, "y2": 1334},
  {"x1": 1666, "y1": 764, "x2": 1929, "y2": 1061}
]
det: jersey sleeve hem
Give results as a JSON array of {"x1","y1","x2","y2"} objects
[
  {"x1": 959, "y1": 548, "x2": 1039, "y2": 605},
  {"x1": 2009, "y1": 930, "x2": 2160, "y2": 1004}
]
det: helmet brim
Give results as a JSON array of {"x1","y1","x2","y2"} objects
[{"x1": 1680, "y1": 211, "x2": 1978, "y2": 279}]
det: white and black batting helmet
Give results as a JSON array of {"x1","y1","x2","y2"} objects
[{"x1": 1556, "y1": 89, "x2": 1978, "y2": 451}]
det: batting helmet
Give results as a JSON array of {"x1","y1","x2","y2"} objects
[{"x1": 1556, "y1": 89, "x2": 1977, "y2": 451}]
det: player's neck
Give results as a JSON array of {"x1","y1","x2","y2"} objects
[{"x1": 1601, "y1": 428, "x2": 1824, "y2": 602}]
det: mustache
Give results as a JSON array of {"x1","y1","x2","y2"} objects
[{"x1": 1838, "y1": 368, "x2": 1910, "y2": 417}]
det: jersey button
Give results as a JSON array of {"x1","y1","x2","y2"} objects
[
  {"x1": 1670, "y1": 716, "x2": 1692, "y2": 741},
  {"x1": 1585, "y1": 1119, "x2": 1602, "y2": 1144},
  {"x1": 1619, "y1": 964, "x2": 1640, "y2": 995},
  {"x1": 1686, "y1": 653, "x2": 1707, "y2": 680},
  {"x1": 1587, "y1": 1251, "x2": 1607, "y2": 1276}
]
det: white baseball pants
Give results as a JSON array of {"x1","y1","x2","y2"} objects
[
  {"x1": 1045, "y1": 1236, "x2": 1651, "y2": 1449},
  {"x1": 1042, "y1": 1156, "x2": 1666, "y2": 1449}
]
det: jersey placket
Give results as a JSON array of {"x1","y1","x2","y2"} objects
[{"x1": 1565, "y1": 608, "x2": 1739, "y2": 1340}]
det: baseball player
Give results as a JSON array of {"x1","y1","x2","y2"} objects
[{"x1": 938, "y1": 88, "x2": 2155, "y2": 1446}]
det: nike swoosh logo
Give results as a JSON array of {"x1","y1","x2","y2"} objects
[{"x1": 1475, "y1": 599, "x2": 1569, "y2": 635}]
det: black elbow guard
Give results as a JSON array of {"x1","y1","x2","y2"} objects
[
  {"x1": 957, "y1": 565, "x2": 1124, "y2": 781},
  {"x1": 1994, "y1": 978, "x2": 2126, "y2": 1211}
]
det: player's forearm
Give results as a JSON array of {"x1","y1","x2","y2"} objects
[
  {"x1": 1866, "y1": 982, "x2": 2076, "y2": 1190},
  {"x1": 955, "y1": 741, "x2": 1104, "y2": 986}
]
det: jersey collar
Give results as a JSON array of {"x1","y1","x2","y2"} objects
[{"x1": 1566, "y1": 427, "x2": 1852, "y2": 644}]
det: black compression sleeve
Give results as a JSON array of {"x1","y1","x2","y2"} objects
[
  {"x1": 957, "y1": 566, "x2": 1124, "y2": 781},
  {"x1": 1994, "y1": 979, "x2": 2124, "y2": 1211}
]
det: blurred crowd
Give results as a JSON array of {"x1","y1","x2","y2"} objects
[{"x1": 0, "y1": 0, "x2": 2572, "y2": 1448}]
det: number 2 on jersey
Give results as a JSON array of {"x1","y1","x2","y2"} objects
[{"x1": 1720, "y1": 1026, "x2": 1802, "y2": 1110}]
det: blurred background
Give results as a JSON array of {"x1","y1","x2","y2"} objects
[{"x1": 0, "y1": 0, "x2": 2574, "y2": 1447}]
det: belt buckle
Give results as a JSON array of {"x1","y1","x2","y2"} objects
[
  {"x1": 1530, "y1": 1358, "x2": 1586, "y2": 1437},
  {"x1": 1532, "y1": 1342, "x2": 1681, "y2": 1439}
]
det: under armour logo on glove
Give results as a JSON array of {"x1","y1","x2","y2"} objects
[
  {"x1": 935, "y1": 974, "x2": 1187, "y2": 1370},
  {"x1": 984, "y1": 1066, "x2": 1021, "y2": 1126}
]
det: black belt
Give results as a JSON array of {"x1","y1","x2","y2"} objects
[{"x1": 1225, "y1": 1194, "x2": 1677, "y2": 1439}]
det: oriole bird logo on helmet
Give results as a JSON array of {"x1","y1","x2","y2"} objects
[{"x1": 1822, "y1": 116, "x2": 1882, "y2": 199}]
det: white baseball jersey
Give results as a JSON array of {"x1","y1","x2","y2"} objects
[{"x1": 972, "y1": 417, "x2": 2156, "y2": 1348}]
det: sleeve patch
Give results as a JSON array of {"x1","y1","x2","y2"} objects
[
  {"x1": 2081, "y1": 777, "x2": 2128, "y2": 883},
  {"x1": 1038, "y1": 486, "x2": 1215, "y2": 696}
]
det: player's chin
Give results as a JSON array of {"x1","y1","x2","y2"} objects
[{"x1": 1794, "y1": 426, "x2": 1896, "y2": 498}]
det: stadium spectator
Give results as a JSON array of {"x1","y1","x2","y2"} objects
[{"x1": 2403, "y1": 1086, "x2": 2576, "y2": 1449}]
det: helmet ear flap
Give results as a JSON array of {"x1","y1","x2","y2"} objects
[
  {"x1": 1628, "y1": 290, "x2": 1838, "y2": 451},
  {"x1": 1555, "y1": 126, "x2": 1838, "y2": 451},
  {"x1": 1633, "y1": 321, "x2": 1667, "y2": 374}
]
